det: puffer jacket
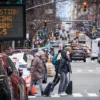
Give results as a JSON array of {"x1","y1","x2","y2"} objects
[
  {"x1": 30, "y1": 56, "x2": 43, "y2": 80},
  {"x1": 58, "y1": 50, "x2": 72, "y2": 73}
]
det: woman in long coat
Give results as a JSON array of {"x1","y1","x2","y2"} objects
[{"x1": 29, "y1": 52, "x2": 44, "y2": 96}]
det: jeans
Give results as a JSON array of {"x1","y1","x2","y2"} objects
[
  {"x1": 30, "y1": 79, "x2": 43, "y2": 93},
  {"x1": 58, "y1": 71, "x2": 68, "y2": 94},
  {"x1": 50, "y1": 72, "x2": 60, "y2": 92}
]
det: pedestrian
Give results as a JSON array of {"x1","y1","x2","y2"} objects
[
  {"x1": 51, "y1": 49, "x2": 62, "y2": 92},
  {"x1": 29, "y1": 51, "x2": 44, "y2": 96},
  {"x1": 58, "y1": 50, "x2": 72, "y2": 96}
]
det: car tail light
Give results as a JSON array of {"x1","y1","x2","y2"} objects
[{"x1": 13, "y1": 57, "x2": 17, "y2": 59}]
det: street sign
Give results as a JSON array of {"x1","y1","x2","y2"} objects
[{"x1": 0, "y1": 5, "x2": 26, "y2": 40}]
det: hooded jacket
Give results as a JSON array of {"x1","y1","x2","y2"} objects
[{"x1": 59, "y1": 50, "x2": 72, "y2": 73}]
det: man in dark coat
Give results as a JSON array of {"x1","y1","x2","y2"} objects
[{"x1": 58, "y1": 50, "x2": 72, "y2": 96}]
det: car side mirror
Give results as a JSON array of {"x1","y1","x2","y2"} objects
[{"x1": 7, "y1": 67, "x2": 13, "y2": 76}]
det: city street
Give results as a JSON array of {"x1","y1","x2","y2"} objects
[
  {"x1": 28, "y1": 58, "x2": 100, "y2": 100},
  {"x1": 1, "y1": 0, "x2": 100, "y2": 100}
]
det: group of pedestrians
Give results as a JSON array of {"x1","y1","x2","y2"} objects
[{"x1": 29, "y1": 46, "x2": 72, "y2": 96}]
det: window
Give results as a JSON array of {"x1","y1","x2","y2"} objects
[
  {"x1": 6, "y1": 57, "x2": 17, "y2": 71},
  {"x1": 0, "y1": 61, "x2": 6, "y2": 75}
]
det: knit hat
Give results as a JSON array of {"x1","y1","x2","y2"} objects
[
  {"x1": 35, "y1": 52, "x2": 40, "y2": 56},
  {"x1": 38, "y1": 50, "x2": 45, "y2": 55}
]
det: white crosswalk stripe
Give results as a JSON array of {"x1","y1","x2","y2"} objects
[
  {"x1": 28, "y1": 96, "x2": 36, "y2": 98},
  {"x1": 87, "y1": 93, "x2": 98, "y2": 97},
  {"x1": 72, "y1": 93, "x2": 83, "y2": 97},
  {"x1": 28, "y1": 93, "x2": 100, "y2": 98},
  {"x1": 72, "y1": 68, "x2": 100, "y2": 73},
  {"x1": 88, "y1": 70, "x2": 93, "y2": 72}
]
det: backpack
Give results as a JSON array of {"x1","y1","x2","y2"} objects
[{"x1": 52, "y1": 54, "x2": 58, "y2": 65}]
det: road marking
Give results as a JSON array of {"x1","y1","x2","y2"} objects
[
  {"x1": 98, "y1": 70, "x2": 100, "y2": 72},
  {"x1": 88, "y1": 70, "x2": 93, "y2": 72},
  {"x1": 77, "y1": 70, "x2": 82, "y2": 73},
  {"x1": 96, "y1": 68, "x2": 100, "y2": 69},
  {"x1": 73, "y1": 93, "x2": 83, "y2": 97},
  {"x1": 51, "y1": 94, "x2": 60, "y2": 97},
  {"x1": 87, "y1": 93, "x2": 98, "y2": 97},
  {"x1": 28, "y1": 96, "x2": 36, "y2": 98}
]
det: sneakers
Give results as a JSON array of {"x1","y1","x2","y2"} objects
[{"x1": 59, "y1": 92, "x2": 67, "y2": 96}]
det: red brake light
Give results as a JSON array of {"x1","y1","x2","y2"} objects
[{"x1": 13, "y1": 57, "x2": 17, "y2": 60}]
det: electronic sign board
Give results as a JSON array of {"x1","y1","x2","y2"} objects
[{"x1": 0, "y1": 5, "x2": 26, "y2": 40}]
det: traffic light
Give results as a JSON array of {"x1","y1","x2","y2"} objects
[
  {"x1": 83, "y1": 2, "x2": 87, "y2": 12},
  {"x1": 44, "y1": 20, "x2": 47, "y2": 27}
]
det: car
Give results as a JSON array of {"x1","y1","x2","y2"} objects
[
  {"x1": 50, "y1": 40, "x2": 60, "y2": 48},
  {"x1": 0, "y1": 53, "x2": 28, "y2": 100},
  {"x1": 7, "y1": 52, "x2": 32, "y2": 94},
  {"x1": 5, "y1": 49, "x2": 34, "y2": 70},
  {"x1": 0, "y1": 60, "x2": 13, "y2": 100},
  {"x1": 52, "y1": 41, "x2": 60, "y2": 48},
  {"x1": 70, "y1": 49, "x2": 86, "y2": 62}
]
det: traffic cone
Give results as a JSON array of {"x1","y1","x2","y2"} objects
[{"x1": 32, "y1": 85, "x2": 37, "y2": 94}]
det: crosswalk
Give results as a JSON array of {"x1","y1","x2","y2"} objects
[
  {"x1": 73, "y1": 69, "x2": 100, "y2": 73},
  {"x1": 28, "y1": 92, "x2": 100, "y2": 98}
]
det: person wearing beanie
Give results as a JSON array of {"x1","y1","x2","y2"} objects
[{"x1": 29, "y1": 51, "x2": 44, "y2": 96}]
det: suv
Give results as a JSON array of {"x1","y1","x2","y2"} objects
[
  {"x1": 0, "y1": 60, "x2": 13, "y2": 100},
  {"x1": 0, "y1": 53, "x2": 28, "y2": 100},
  {"x1": 70, "y1": 49, "x2": 86, "y2": 62}
]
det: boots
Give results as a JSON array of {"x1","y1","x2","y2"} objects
[{"x1": 29, "y1": 90, "x2": 35, "y2": 96}]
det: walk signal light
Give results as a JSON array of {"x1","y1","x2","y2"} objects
[
  {"x1": 44, "y1": 20, "x2": 47, "y2": 27},
  {"x1": 83, "y1": 2, "x2": 87, "y2": 12}
]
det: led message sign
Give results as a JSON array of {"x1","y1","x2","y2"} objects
[{"x1": 0, "y1": 5, "x2": 26, "y2": 40}]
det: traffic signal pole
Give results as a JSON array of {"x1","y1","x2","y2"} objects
[{"x1": 26, "y1": 0, "x2": 67, "y2": 11}]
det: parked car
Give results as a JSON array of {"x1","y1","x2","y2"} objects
[
  {"x1": 0, "y1": 60, "x2": 13, "y2": 100},
  {"x1": 6, "y1": 52, "x2": 32, "y2": 94},
  {"x1": 0, "y1": 53, "x2": 28, "y2": 100},
  {"x1": 70, "y1": 49, "x2": 86, "y2": 62}
]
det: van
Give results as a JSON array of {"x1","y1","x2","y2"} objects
[{"x1": 91, "y1": 38, "x2": 100, "y2": 60}]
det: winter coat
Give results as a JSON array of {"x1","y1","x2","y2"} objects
[
  {"x1": 58, "y1": 50, "x2": 72, "y2": 74},
  {"x1": 30, "y1": 56, "x2": 43, "y2": 80}
]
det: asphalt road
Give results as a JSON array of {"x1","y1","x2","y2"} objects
[{"x1": 28, "y1": 58, "x2": 100, "y2": 100}]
